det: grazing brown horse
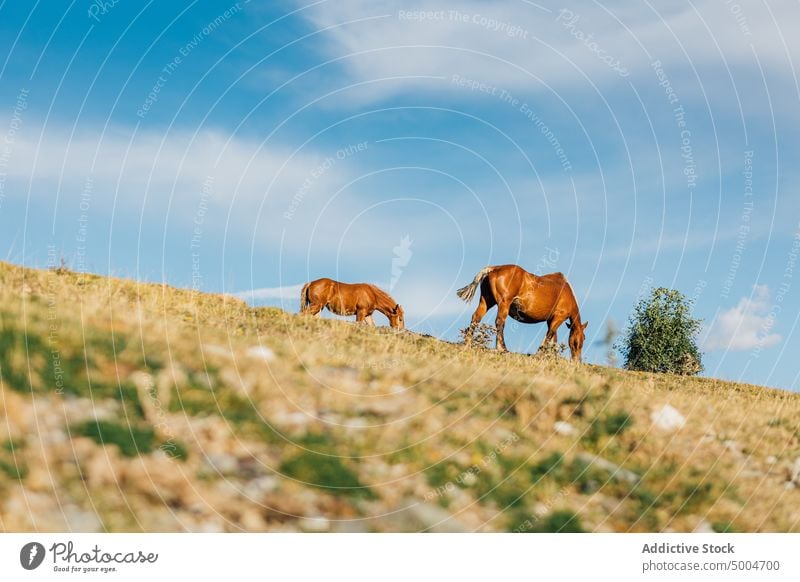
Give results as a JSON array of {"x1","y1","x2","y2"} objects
[
  {"x1": 300, "y1": 278, "x2": 405, "y2": 329},
  {"x1": 457, "y1": 265, "x2": 588, "y2": 360}
]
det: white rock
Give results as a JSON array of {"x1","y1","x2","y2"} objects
[
  {"x1": 461, "y1": 472, "x2": 478, "y2": 487},
  {"x1": 723, "y1": 440, "x2": 743, "y2": 457},
  {"x1": 693, "y1": 520, "x2": 715, "y2": 533},
  {"x1": 247, "y1": 345, "x2": 276, "y2": 362},
  {"x1": 205, "y1": 453, "x2": 238, "y2": 475},
  {"x1": 403, "y1": 502, "x2": 467, "y2": 533},
  {"x1": 358, "y1": 396, "x2": 406, "y2": 417},
  {"x1": 276, "y1": 411, "x2": 310, "y2": 426},
  {"x1": 204, "y1": 344, "x2": 233, "y2": 358},
  {"x1": 63, "y1": 504, "x2": 103, "y2": 532},
  {"x1": 299, "y1": 517, "x2": 331, "y2": 532},
  {"x1": 554, "y1": 421, "x2": 577, "y2": 436},
  {"x1": 766, "y1": 455, "x2": 777, "y2": 464},
  {"x1": 243, "y1": 476, "x2": 279, "y2": 498},
  {"x1": 651, "y1": 404, "x2": 686, "y2": 431},
  {"x1": 577, "y1": 452, "x2": 639, "y2": 483},
  {"x1": 790, "y1": 457, "x2": 800, "y2": 485}
]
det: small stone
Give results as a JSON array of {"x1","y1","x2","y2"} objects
[
  {"x1": 205, "y1": 453, "x2": 238, "y2": 475},
  {"x1": 299, "y1": 517, "x2": 331, "y2": 532},
  {"x1": 204, "y1": 344, "x2": 233, "y2": 359},
  {"x1": 273, "y1": 411, "x2": 311, "y2": 430},
  {"x1": 766, "y1": 455, "x2": 777, "y2": 465},
  {"x1": 461, "y1": 472, "x2": 478, "y2": 486},
  {"x1": 651, "y1": 404, "x2": 685, "y2": 431},
  {"x1": 693, "y1": 519, "x2": 715, "y2": 533},
  {"x1": 723, "y1": 440, "x2": 743, "y2": 457},
  {"x1": 247, "y1": 345, "x2": 276, "y2": 362},
  {"x1": 243, "y1": 476, "x2": 279, "y2": 498},
  {"x1": 577, "y1": 452, "x2": 639, "y2": 483},
  {"x1": 789, "y1": 458, "x2": 800, "y2": 485},
  {"x1": 399, "y1": 502, "x2": 467, "y2": 533},
  {"x1": 554, "y1": 421, "x2": 576, "y2": 436},
  {"x1": 358, "y1": 396, "x2": 406, "y2": 417}
]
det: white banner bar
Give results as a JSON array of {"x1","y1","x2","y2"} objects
[{"x1": 1, "y1": 534, "x2": 798, "y2": 581}]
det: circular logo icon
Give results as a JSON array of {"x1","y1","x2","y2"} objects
[{"x1": 20, "y1": 542, "x2": 46, "y2": 570}]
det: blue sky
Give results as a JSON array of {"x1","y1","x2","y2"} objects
[{"x1": 1, "y1": 1, "x2": 799, "y2": 389}]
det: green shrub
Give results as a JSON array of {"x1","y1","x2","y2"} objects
[
  {"x1": 616, "y1": 287, "x2": 703, "y2": 375},
  {"x1": 460, "y1": 323, "x2": 496, "y2": 350}
]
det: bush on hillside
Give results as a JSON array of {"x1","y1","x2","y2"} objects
[{"x1": 616, "y1": 287, "x2": 703, "y2": 375}]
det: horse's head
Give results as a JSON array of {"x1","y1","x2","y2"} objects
[
  {"x1": 566, "y1": 320, "x2": 588, "y2": 361},
  {"x1": 389, "y1": 304, "x2": 405, "y2": 330}
]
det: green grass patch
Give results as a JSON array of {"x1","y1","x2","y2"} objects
[
  {"x1": 159, "y1": 440, "x2": 189, "y2": 461},
  {"x1": 280, "y1": 451, "x2": 375, "y2": 499},
  {"x1": 73, "y1": 420, "x2": 189, "y2": 461},
  {"x1": 583, "y1": 410, "x2": 633, "y2": 444},
  {"x1": 513, "y1": 510, "x2": 585, "y2": 533},
  {"x1": 0, "y1": 458, "x2": 26, "y2": 480},
  {"x1": 72, "y1": 420, "x2": 156, "y2": 457}
]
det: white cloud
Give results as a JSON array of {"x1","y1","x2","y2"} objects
[
  {"x1": 7, "y1": 125, "x2": 335, "y2": 211},
  {"x1": 704, "y1": 284, "x2": 781, "y2": 351},
  {"x1": 290, "y1": 0, "x2": 800, "y2": 107},
  {"x1": 4, "y1": 124, "x2": 382, "y2": 252}
]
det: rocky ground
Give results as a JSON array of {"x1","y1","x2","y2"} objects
[{"x1": 1, "y1": 261, "x2": 799, "y2": 532}]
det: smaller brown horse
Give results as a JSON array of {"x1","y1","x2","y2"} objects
[
  {"x1": 457, "y1": 265, "x2": 588, "y2": 360},
  {"x1": 300, "y1": 278, "x2": 405, "y2": 329}
]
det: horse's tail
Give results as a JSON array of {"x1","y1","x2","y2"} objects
[
  {"x1": 456, "y1": 266, "x2": 495, "y2": 303},
  {"x1": 299, "y1": 282, "x2": 311, "y2": 313}
]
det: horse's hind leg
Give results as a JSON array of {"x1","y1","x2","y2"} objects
[
  {"x1": 305, "y1": 302, "x2": 324, "y2": 317},
  {"x1": 465, "y1": 296, "x2": 489, "y2": 345},
  {"x1": 495, "y1": 301, "x2": 511, "y2": 352}
]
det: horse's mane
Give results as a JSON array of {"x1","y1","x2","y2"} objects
[{"x1": 369, "y1": 284, "x2": 397, "y2": 307}]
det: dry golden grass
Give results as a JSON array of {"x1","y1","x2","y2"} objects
[{"x1": 0, "y1": 260, "x2": 798, "y2": 532}]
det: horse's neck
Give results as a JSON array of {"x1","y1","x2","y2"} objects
[{"x1": 371, "y1": 287, "x2": 394, "y2": 314}]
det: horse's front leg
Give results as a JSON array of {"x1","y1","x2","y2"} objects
[
  {"x1": 542, "y1": 316, "x2": 566, "y2": 348},
  {"x1": 541, "y1": 323, "x2": 557, "y2": 347},
  {"x1": 495, "y1": 301, "x2": 511, "y2": 352}
]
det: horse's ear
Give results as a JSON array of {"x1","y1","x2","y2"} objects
[
  {"x1": 565, "y1": 321, "x2": 572, "y2": 329},
  {"x1": 582, "y1": 321, "x2": 589, "y2": 330},
  {"x1": 393, "y1": 304, "x2": 400, "y2": 314}
]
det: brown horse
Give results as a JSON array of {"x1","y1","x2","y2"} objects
[
  {"x1": 457, "y1": 265, "x2": 588, "y2": 360},
  {"x1": 300, "y1": 278, "x2": 405, "y2": 329}
]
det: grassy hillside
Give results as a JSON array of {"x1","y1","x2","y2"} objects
[{"x1": 0, "y1": 261, "x2": 799, "y2": 532}]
